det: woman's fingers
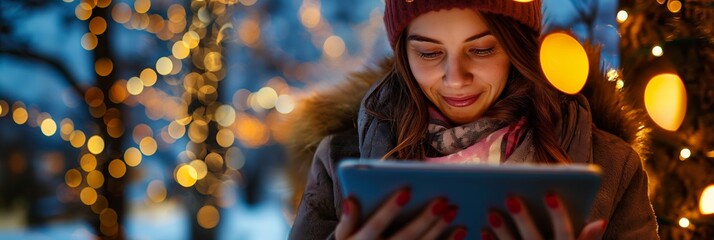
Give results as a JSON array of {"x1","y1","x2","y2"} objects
[
  {"x1": 505, "y1": 196, "x2": 543, "y2": 240},
  {"x1": 335, "y1": 197, "x2": 361, "y2": 240},
  {"x1": 351, "y1": 188, "x2": 412, "y2": 240},
  {"x1": 419, "y1": 205, "x2": 459, "y2": 240},
  {"x1": 576, "y1": 219, "x2": 607, "y2": 240},
  {"x1": 544, "y1": 192, "x2": 574, "y2": 240},
  {"x1": 443, "y1": 227, "x2": 468, "y2": 240},
  {"x1": 486, "y1": 211, "x2": 516, "y2": 240},
  {"x1": 391, "y1": 197, "x2": 449, "y2": 240}
]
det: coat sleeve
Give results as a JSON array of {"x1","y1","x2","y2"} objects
[
  {"x1": 603, "y1": 149, "x2": 659, "y2": 239},
  {"x1": 289, "y1": 135, "x2": 342, "y2": 240}
]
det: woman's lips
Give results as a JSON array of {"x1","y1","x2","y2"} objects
[{"x1": 442, "y1": 94, "x2": 480, "y2": 107}]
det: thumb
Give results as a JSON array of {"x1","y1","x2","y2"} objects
[
  {"x1": 577, "y1": 219, "x2": 607, "y2": 240},
  {"x1": 335, "y1": 197, "x2": 361, "y2": 240}
]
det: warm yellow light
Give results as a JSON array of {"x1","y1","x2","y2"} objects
[
  {"x1": 132, "y1": 124, "x2": 153, "y2": 144},
  {"x1": 239, "y1": 0, "x2": 257, "y2": 6},
  {"x1": 172, "y1": 41, "x2": 191, "y2": 60},
  {"x1": 276, "y1": 95, "x2": 295, "y2": 114},
  {"x1": 644, "y1": 73, "x2": 687, "y2": 131},
  {"x1": 616, "y1": 10, "x2": 628, "y2": 23},
  {"x1": 238, "y1": 19, "x2": 260, "y2": 45},
  {"x1": 234, "y1": 113, "x2": 270, "y2": 148},
  {"x1": 91, "y1": 195, "x2": 108, "y2": 214},
  {"x1": 134, "y1": 0, "x2": 151, "y2": 13},
  {"x1": 75, "y1": 3, "x2": 93, "y2": 21},
  {"x1": 197, "y1": 205, "x2": 220, "y2": 229},
  {"x1": 168, "y1": 121, "x2": 186, "y2": 139},
  {"x1": 85, "y1": 87, "x2": 104, "y2": 107},
  {"x1": 70, "y1": 130, "x2": 87, "y2": 148},
  {"x1": 87, "y1": 135, "x2": 105, "y2": 154},
  {"x1": 140, "y1": 137, "x2": 158, "y2": 156},
  {"x1": 216, "y1": 128, "x2": 235, "y2": 148},
  {"x1": 41, "y1": 118, "x2": 57, "y2": 136},
  {"x1": 616, "y1": 80, "x2": 625, "y2": 90},
  {"x1": 13, "y1": 108, "x2": 28, "y2": 124},
  {"x1": 81, "y1": 33, "x2": 98, "y2": 50},
  {"x1": 324, "y1": 35, "x2": 346, "y2": 59},
  {"x1": 65, "y1": 169, "x2": 82, "y2": 188},
  {"x1": 679, "y1": 217, "x2": 690, "y2": 228},
  {"x1": 680, "y1": 148, "x2": 692, "y2": 160},
  {"x1": 80, "y1": 154, "x2": 97, "y2": 172},
  {"x1": 140, "y1": 68, "x2": 157, "y2": 87},
  {"x1": 215, "y1": 105, "x2": 236, "y2": 127},
  {"x1": 168, "y1": 4, "x2": 186, "y2": 23},
  {"x1": 701, "y1": 185, "x2": 714, "y2": 214},
  {"x1": 668, "y1": 0, "x2": 682, "y2": 13},
  {"x1": 124, "y1": 147, "x2": 142, "y2": 167},
  {"x1": 97, "y1": 0, "x2": 111, "y2": 8},
  {"x1": 109, "y1": 80, "x2": 129, "y2": 103},
  {"x1": 111, "y1": 3, "x2": 132, "y2": 24},
  {"x1": 95, "y1": 58, "x2": 113, "y2": 77},
  {"x1": 107, "y1": 119, "x2": 124, "y2": 138},
  {"x1": 204, "y1": 52, "x2": 223, "y2": 72},
  {"x1": 190, "y1": 159, "x2": 208, "y2": 180},
  {"x1": 80, "y1": 187, "x2": 98, "y2": 205},
  {"x1": 652, "y1": 46, "x2": 663, "y2": 57},
  {"x1": 156, "y1": 57, "x2": 173, "y2": 75},
  {"x1": 175, "y1": 164, "x2": 198, "y2": 187},
  {"x1": 108, "y1": 159, "x2": 126, "y2": 178},
  {"x1": 87, "y1": 170, "x2": 104, "y2": 189},
  {"x1": 183, "y1": 31, "x2": 200, "y2": 49},
  {"x1": 147, "y1": 180, "x2": 167, "y2": 203},
  {"x1": 89, "y1": 17, "x2": 108, "y2": 35},
  {"x1": 255, "y1": 87, "x2": 278, "y2": 109},
  {"x1": 188, "y1": 120, "x2": 209, "y2": 143},
  {"x1": 0, "y1": 100, "x2": 7, "y2": 117},
  {"x1": 540, "y1": 32, "x2": 589, "y2": 95},
  {"x1": 300, "y1": 5, "x2": 321, "y2": 29},
  {"x1": 126, "y1": 77, "x2": 144, "y2": 95},
  {"x1": 205, "y1": 152, "x2": 225, "y2": 172}
]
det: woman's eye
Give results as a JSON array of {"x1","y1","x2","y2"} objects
[
  {"x1": 419, "y1": 51, "x2": 442, "y2": 60},
  {"x1": 469, "y1": 47, "x2": 495, "y2": 56}
]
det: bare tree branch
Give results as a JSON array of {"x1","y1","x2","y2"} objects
[{"x1": 0, "y1": 48, "x2": 85, "y2": 98}]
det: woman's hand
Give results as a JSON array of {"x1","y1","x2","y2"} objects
[
  {"x1": 335, "y1": 188, "x2": 467, "y2": 240},
  {"x1": 482, "y1": 193, "x2": 607, "y2": 240}
]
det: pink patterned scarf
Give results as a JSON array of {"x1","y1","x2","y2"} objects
[{"x1": 425, "y1": 106, "x2": 527, "y2": 164}]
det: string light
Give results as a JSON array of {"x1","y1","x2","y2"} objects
[
  {"x1": 679, "y1": 147, "x2": 691, "y2": 160},
  {"x1": 617, "y1": 10, "x2": 628, "y2": 23},
  {"x1": 679, "y1": 217, "x2": 690, "y2": 228},
  {"x1": 652, "y1": 45, "x2": 664, "y2": 57}
]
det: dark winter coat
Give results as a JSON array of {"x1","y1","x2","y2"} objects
[{"x1": 285, "y1": 56, "x2": 659, "y2": 239}]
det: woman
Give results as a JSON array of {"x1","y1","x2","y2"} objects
[{"x1": 287, "y1": 0, "x2": 659, "y2": 239}]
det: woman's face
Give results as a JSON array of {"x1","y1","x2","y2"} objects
[{"x1": 406, "y1": 9, "x2": 511, "y2": 125}]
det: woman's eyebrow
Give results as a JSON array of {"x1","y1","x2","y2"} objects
[{"x1": 407, "y1": 30, "x2": 492, "y2": 44}]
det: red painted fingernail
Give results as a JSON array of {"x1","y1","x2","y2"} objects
[
  {"x1": 342, "y1": 200, "x2": 350, "y2": 215},
  {"x1": 601, "y1": 220, "x2": 608, "y2": 230},
  {"x1": 545, "y1": 192, "x2": 559, "y2": 209},
  {"x1": 453, "y1": 228, "x2": 467, "y2": 240},
  {"x1": 443, "y1": 206, "x2": 458, "y2": 223},
  {"x1": 506, "y1": 196, "x2": 521, "y2": 214},
  {"x1": 487, "y1": 212, "x2": 502, "y2": 228},
  {"x1": 481, "y1": 231, "x2": 492, "y2": 240},
  {"x1": 431, "y1": 198, "x2": 448, "y2": 215},
  {"x1": 396, "y1": 189, "x2": 411, "y2": 206}
]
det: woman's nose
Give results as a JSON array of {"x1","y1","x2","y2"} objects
[{"x1": 442, "y1": 55, "x2": 472, "y2": 88}]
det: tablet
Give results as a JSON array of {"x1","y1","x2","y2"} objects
[{"x1": 337, "y1": 159, "x2": 601, "y2": 239}]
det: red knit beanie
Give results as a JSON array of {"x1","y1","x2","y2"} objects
[{"x1": 384, "y1": 0, "x2": 542, "y2": 48}]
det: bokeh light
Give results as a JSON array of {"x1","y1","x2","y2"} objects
[
  {"x1": 255, "y1": 87, "x2": 278, "y2": 109},
  {"x1": 81, "y1": 33, "x2": 98, "y2": 50},
  {"x1": 127, "y1": 77, "x2": 144, "y2": 95},
  {"x1": 275, "y1": 95, "x2": 295, "y2": 114},
  {"x1": 156, "y1": 57, "x2": 173, "y2": 75},
  {"x1": 80, "y1": 187, "x2": 98, "y2": 205},
  {"x1": 679, "y1": 217, "x2": 690, "y2": 228},
  {"x1": 540, "y1": 32, "x2": 589, "y2": 94},
  {"x1": 188, "y1": 120, "x2": 209, "y2": 143},
  {"x1": 108, "y1": 159, "x2": 127, "y2": 178},
  {"x1": 65, "y1": 169, "x2": 82, "y2": 188},
  {"x1": 134, "y1": 0, "x2": 151, "y2": 14},
  {"x1": 644, "y1": 73, "x2": 687, "y2": 131},
  {"x1": 95, "y1": 58, "x2": 114, "y2": 77},
  {"x1": 205, "y1": 152, "x2": 224, "y2": 172},
  {"x1": 323, "y1": 35, "x2": 346, "y2": 58},
  {"x1": 140, "y1": 68, "x2": 158, "y2": 87},
  {"x1": 668, "y1": 0, "x2": 682, "y2": 13},
  {"x1": 652, "y1": 45, "x2": 664, "y2": 57},
  {"x1": 300, "y1": 4, "x2": 321, "y2": 29},
  {"x1": 89, "y1": 17, "x2": 108, "y2": 35},
  {"x1": 13, "y1": 107, "x2": 28, "y2": 124},
  {"x1": 80, "y1": 153, "x2": 97, "y2": 172},
  {"x1": 175, "y1": 164, "x2": 198, "y2": 187},
  {"x1": 204, "y1": 52, "x2": 223, "y2": 72},
  {"x1": 215, "y1": 105, "x2": 236, "y2": 127},
  {"x1": 172, "y1": 41, "x2": 191, "y2": 59},
  {"x1": 87, "y1": 170, "x2": 105, "y2": 189},
  {"x1": 40, "y1": 118, "x2": 57, "y2": 136},
  {"x1": 87, "y1": 135, "x2": 105, "y2": 154},
  {"x1": 112, "y1": 3, "x2": 132, "y2": 24},
  {"x1": 70, "y1": 130, "x2": 87, "y2": 148},
  {"x1": 216, "y1": 128, "x2": 235, "y2": 148},
  {"x1": 190, "y1": 159, "x2": 208, "y2": 180},
  {"x1": 139, "y1": 137, "x2": 158, "y2": 156},
  {"x1": 238, "y1": 19, "x2": 260, "y2": 45},
  {"x1": 124, "y1": 147, "x2": 142, "y2": 167},
  {"x1": 197, "y1": 205, "x2": 220, "y2": 229},
  {"x1": 617, "y1": 10, "x2": 628, "y2": 23},
  {"x1": 701, "y1": 184, "x2": 714, "y2": 215}
]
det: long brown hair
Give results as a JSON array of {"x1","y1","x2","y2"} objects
[{"x1": 364, "y1": 12, "x2": 572, "y2": 164}]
